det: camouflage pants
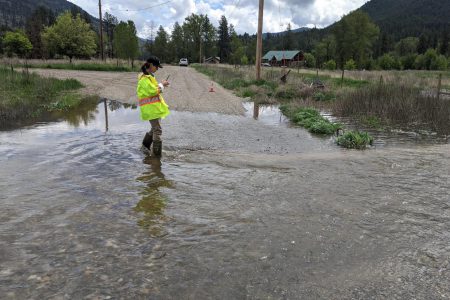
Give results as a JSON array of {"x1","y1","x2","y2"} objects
[{"x1": 149, "y1": 119, "x2": 162, "y2": 142}]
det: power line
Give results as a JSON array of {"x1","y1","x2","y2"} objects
[
  {"x1": 228, "y1": 0, "x2": 243, "y2": 20},
  {"x1": 104, "y1": 0, "x2": 174, "y2": 12}
]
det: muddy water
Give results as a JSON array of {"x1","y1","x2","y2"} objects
[{"x1": 1, "y1": 102, "x2": 449, "y2": 299}]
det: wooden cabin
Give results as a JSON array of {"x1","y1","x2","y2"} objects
[{"x1": 262, "y1": 50, "x2": 303, "y2": 67}]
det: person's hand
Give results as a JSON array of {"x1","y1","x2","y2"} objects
[{"x1": 162, "y1": 80, "x2": 170, "y2": 87}]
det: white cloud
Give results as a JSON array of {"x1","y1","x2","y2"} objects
[{"x1": 68, "y1": 0, "x2": 369, "y2": 37}]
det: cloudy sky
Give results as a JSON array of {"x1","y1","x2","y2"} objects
[{"x1": 68, "y1": 0, "x2": 369, "y2": 38}]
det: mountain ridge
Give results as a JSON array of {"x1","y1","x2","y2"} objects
[{"x1": 0, "y1": 0, "x2": 95, "y2": 29}]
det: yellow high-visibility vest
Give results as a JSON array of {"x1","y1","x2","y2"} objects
[{"x1": 136, "y1": 73, "x2": 170, "y2": 121}]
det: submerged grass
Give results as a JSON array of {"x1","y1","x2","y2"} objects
[
  {"x1": 280, "y1": 106, "x2": 342, "y2": 135},
  {"x1": 333, "y1": 81, "x2": 450, "y2": 134},
  {"x1": 194, "y1": 64, "x2": 449, "y2": 138},
  {"x1": 0, "y1": 67, "x2": 94, "y2": 127},
  {"x1": 337, "y1": 131, "x2": 374, "y2": 150}
]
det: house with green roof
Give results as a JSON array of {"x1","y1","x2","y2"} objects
[{"x1": 262, "y1": 50, "x2": 304, "y2": 66}]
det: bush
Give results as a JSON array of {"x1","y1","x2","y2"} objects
[
  {"x1": 344, "y1": 59, "x2": 357, "y2": 70},
  {"x1": 414, "y1": 54, "x2": 426, "y2": 70},
  {"x1": 400, "y1": 54, "x2": 417, "y2": 70},
  {"x1": 323, "y1": 59, "x2": 336, "y2": 70},
  {"x1": 364, "y1": 58, "x2": 378, "y2": 71},
  {"x1": 378, "y1": 54, "x2": 401, "y2": 70},
  {"x1": 430, "y1": 54, "x2": 448, "y2": 71},
  {"x1": 414, "y1": 49, "x2": 448, "y2": 70},
  {"x1": 304, "y1": 53, "x2": 316, "y2": 68},
  {"x1": 337, "y1": 131, "x2": 373, "y2": 149}
]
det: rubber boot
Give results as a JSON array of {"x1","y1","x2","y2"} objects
[
  {"x1": 142, "y1": 132, "x2": 153, "y2": 150},
  {"x1": 152, "y1": 140, "x2": 162, "y2": 157}
]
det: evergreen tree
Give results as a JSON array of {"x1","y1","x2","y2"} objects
[
  {"x1": 284, "y1": 23, "x2": 294, "y2": 50},
  {"x1": 417, "y1": 34, "x2": 428, "y2": 54},
  {"x1": 202, "y1": 15, "x2": 217, "y2": 60},
  {"x1": 439, "y1": 30, "x2": 449, "y2": 56},
  {"x1": 103, "y1": 12, "x2": 118, "y2": 58},
  {"x1": 25, "y1": 6, "x2": 55, "y2": 58},
  {"x1": 153, "y1": 26, "x2": 169, "y2": 62},
  {"x1": 217, "y1": 15, "x2": 230, "y2": 63},
  {"x1": 113, "y1": 21, "x2": 140, "y2": 67},
  {"x1": 170, "y1": 22, "x2": 185, "y2": 61}
]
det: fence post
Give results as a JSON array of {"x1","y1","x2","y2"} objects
[
  {"x1": 341, "y1": 69, "x2": 345, "y2": 87},
  {"x1": 437, "y1": 73, "x2": 442, "y2": 101},
  {"x1": 104, "y1": 98, "x2": 109, "y2": 132}
]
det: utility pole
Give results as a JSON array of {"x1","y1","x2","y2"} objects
[
  {"x1": 255, "y1": 0, "x2": 264, "y2": 80},
  {"x1": 98, "y1": 0, "x2": 104, "y2": 61}
]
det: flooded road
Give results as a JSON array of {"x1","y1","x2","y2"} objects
[{"x1": 1, "y1": 102, "x2": 449, "y2": 299}]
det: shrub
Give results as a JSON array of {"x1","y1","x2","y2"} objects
[
  {"x1": 378, "y1": 54, "x2": 401, "y2": 70},
  {"x1": 304, "y1": 53, "x2": 316, "y2": 68},
  {"x1": 430, "y1": 55, "x2": 448, "y2": 71},
  {"x1": 400, "y1": 54, "x2": 417, "y2": 70},
  {"x1": 323, "y1": 59, "x2": 336, "y2": 70},
  {"x1": 337, "y1": 131, "x2": 373, "y2": 149},
  {"x1": 344, "y1": 59, "x2": 356, "y2": 70}
]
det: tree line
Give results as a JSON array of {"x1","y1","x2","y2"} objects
[{"x1": 0, "y1": 6, "x2": 448, "y2": 71}]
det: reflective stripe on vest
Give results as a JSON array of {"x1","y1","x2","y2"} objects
[{"x1": 139, "y1": 95, "x2": 160, "y2": 106}]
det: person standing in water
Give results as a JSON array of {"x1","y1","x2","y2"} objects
[{"x1": 137, "y1": 56, "x2": 170, "y2": 156}]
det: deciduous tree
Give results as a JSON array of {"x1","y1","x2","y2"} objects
[
  {"x1": 2, "y1": 30, "x2": 32, "y2": 58},
  {"x1": 41, "y1": 12, "x2": 97, "y2": 62}
]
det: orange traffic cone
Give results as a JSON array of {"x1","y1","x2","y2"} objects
[{"x1": 209, "y1": 83, "x2": 215, "y2": 92}]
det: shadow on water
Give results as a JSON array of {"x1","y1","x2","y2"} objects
[{"x1": 135, "y1": 155, "x2": 173, "y2": 237}]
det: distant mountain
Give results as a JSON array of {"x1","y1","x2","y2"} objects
[
  {"x1": 360, "y1": 0, "x2": 450, "y2": 39},
  {"x1": 0, "y1": 0, "x2": 96, "y2": 29},
  {"x1": 263, "y1": 27, "x2": 310, "y2": 39}
]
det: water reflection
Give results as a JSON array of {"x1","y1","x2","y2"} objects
[
  {"x1": 253, "y1": 103, "x2": 259, "y2": 119},
  {"x1": 135, "y1": 156, "x2": 173, "y2": 237},
  {"x1": 0, "y1": 97, "x2": 99, "y2": 131}
]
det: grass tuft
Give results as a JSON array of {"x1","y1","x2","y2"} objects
[{"x1": 337, "y1": 131, "x2": 374, "y2": 149}]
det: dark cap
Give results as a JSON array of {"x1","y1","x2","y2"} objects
[{"x1": 147, "y1": 56, "x2": 163, "y2": 68}]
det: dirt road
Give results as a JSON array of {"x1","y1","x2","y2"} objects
[{"x1": 29, "y1": 66, "x2": 245, "y2": 115}]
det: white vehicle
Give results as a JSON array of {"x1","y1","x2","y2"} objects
[{"x1": 179, "y1": 58, "x2": 189, "y2": 66}]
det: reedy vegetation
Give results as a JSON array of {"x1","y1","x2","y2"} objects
[{"x1": 0, "y1": 67, "x2": 95, "y2": 127}]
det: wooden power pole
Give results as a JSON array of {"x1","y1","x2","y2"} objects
[
  {"x1": 255, "y1": 0, "x2": 264, "y2": 80},
  {"x1": 98, "y1": 0, "x2": 104, "y2": 61}
]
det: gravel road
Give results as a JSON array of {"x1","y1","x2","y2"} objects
[{"x1": 29, "y1": 66, "x2": 245, "y2": 115}]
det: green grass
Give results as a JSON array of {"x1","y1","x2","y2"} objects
[
  {"x1": 281, "y1": 106, "x2": 342, "y2": 135},
  {"x1": 337, "y1": 131, "x2": 374, "y2": 149},
  {"x1": 24, "y1": 63, "x2": 139, "y2": 72},
  {"x1": 281, "y1": 104, "x2": 373, "y2": 149},
  {"x1": 0, "y1": 67, "x2": 94, "y2": 127}
]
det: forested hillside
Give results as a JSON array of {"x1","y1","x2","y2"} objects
[
  {"x1": 360, "y1": 0, "x2": 450, "y2": 40},
  {"x1": 264, "y1": 0, "x2": 450, "y2": 54},
  {"x1": 0, "y1": 0, "x2": 93, "y2": 29}
]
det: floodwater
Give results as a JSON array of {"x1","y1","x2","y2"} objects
[{"x1": 1, "y1": 101, "x2": 449, "y2": 299}]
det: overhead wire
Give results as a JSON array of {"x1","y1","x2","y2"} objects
[
  {"x1": 104, "y1": 0, "x2": 174, "y2": 12},
  {"x1": 228, "y1": 0, "x2": 243, "y2": 20}
]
